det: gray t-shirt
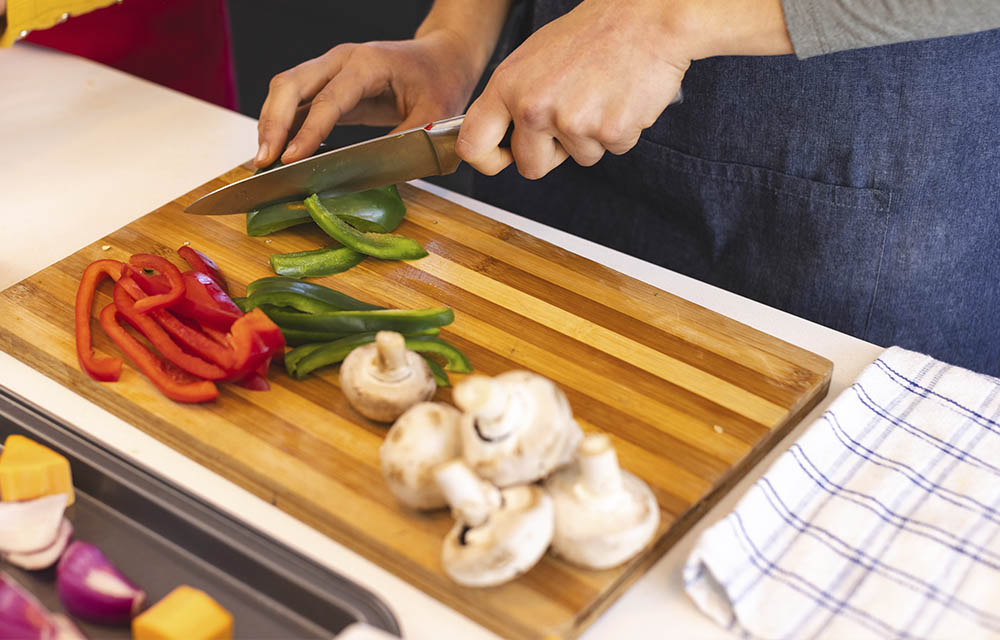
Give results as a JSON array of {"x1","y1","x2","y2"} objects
[{"x1": 781, "y1": 0, "x2": 1000, "y2": 57}]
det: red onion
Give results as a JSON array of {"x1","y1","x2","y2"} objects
[
  {"x1": 51, "y1": 614, "x2": 89, "y2": 640},
  {"x1": 56, "y1": 541, "x2": 145, "y2": 625},
  {"x1": 5, "y1": 519, "x2": 74, "y2": 571},
  {"x1": 0, "y1": 494, "x2": 67, "y2": 554},
  {"x1": 0, "y1": 571, "x2": 57, "y2": 640}
]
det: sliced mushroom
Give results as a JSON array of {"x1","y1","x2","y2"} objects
[
  {"x1": 380, "y1": 402, "x2": 462, "y2": 510},
  {"x1": 339, "y1": 331, "x2": 436, "y2": 422},
  {"x1": 436, "y1": 460, "x2": 553, "y2": 587},
  {"x1": 453, "y1": 371, "x2": 582, "y2": 487},
  {"x1": 544, "y1": 433, "x2": 659, "y2": 569}
]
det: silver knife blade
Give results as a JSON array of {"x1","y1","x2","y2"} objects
[{"x1": 184, "y1": 115, "x2": 465, "y2": 215}]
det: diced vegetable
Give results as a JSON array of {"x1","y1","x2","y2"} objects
[
  {"x1": 0, "y1": 572, "x2": 58, "y2": 639},
  {"x1": 57, "y1": 541, "x2": 145, "y2": 625},
  {"x1": 0, "y1": 434, "x2": 75, "y2": 505},
  {"x1": 178, "y1": 245, "x2": 229, "y2": 292},
  {"x1": 5, "y1": 518, "x2": 73, "y2": 571},
  {"x1": 0, "y1": 494, "x2": 67, "y2": 554},
  {"x1": 132, "y1": 585, "x2": 233, "y2": 640}
]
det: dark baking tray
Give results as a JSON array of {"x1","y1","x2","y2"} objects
[{"x1": 0, "y1": 385, "x2": 400, "y2": 639}]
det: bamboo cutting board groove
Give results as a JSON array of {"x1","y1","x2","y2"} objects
[{"x1": 0, "y1": 165, "x2": 832, "y2": 639}]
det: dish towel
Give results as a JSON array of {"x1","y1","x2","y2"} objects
[{"x1": 684, "y1": 346, "x2": 1000, "y2": 640}]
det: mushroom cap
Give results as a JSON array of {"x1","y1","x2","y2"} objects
[
  {"x1": 339, "y1": 332, "x2": 436, "y2": 423},
  {"x1": 455, "y1": 370, "x2": 582, "y2": 487},
  {"x1": 545, "y1": 461, "x2": 659, "y2": 570},
  {"x1": 380, "y1": 402, "x2": 462, "y2": 510},
  {"x1": 441, "y1": 484, "x2": 554, "y2": 587}
]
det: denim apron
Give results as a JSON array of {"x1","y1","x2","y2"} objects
[{"x1": 471, "y1": 1, "x2": 1000, "y2": 376}]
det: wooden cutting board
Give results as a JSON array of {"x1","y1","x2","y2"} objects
[{"x1": 0, "y1": 165, "x2": 832, "y2": 639}]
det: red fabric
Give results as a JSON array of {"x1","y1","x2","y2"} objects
[{"x1": 25, "y1": 0, "x2": 238, "y2": 110}]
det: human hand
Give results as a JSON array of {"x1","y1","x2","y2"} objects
[
  {"x1": 255, "y1": 30, "x2": 481, "y2": 168},
  {"x1": 457, "y1": 0, "x2": 792, "y2": 179},
  {"x1": 0, "y1": 0, "x2": 6, "y2": 17}
]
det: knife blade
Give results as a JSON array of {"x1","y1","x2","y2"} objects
[{"x1": 184, "y1": 114, "x2": 465, "y2": 215}]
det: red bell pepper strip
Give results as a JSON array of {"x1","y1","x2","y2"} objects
[
  {"x1": 127, "y1": 254, "x2": 185, "y2": 313},
  {"x1": 113, "y1": 276, "x2": 229, "y2": 380},
  {"x1": 75, "y1": 259, "x2": 125, "y2": 381},
  {"x1": 131, "y1": 269, "x2": 243, "y2": 331},
  {"x1": 177, "y1": 245, "x2": 229, "y2": 292},
  {"x1": 98, "y1": 303, "x2": 218, "y2": 403},
  {"x1": 236, "y1": 373, "x2": 270, "y2": 391},
  {"x1": 223, "y1": 308, "x2": 285, "y2": 383}
]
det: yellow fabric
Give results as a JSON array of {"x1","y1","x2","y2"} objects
[{"x1": 1, "y1": 0, "x2": 120, "y2": 47}]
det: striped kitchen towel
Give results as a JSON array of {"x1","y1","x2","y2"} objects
[{"x1": 684, "y1": 346, "x2": 1000, "y2": 640}]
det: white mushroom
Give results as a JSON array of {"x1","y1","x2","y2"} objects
[
  {"x1": 339, "y1": 331, "x2": 436, "y2": 422},
  {"x1": 436, "y1": 460, "x2": 553, "y2": 587},
  {"x1": 380, "y1": 402, "x2": 462, "y2": 510},
  {"x1": 453, "y1": 371, "x2": 582, "y2": 487},
  {"x1": 544, "y1": 433, "x2": 659, "y2": 569}
]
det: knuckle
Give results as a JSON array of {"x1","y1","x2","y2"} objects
[
  {"x1": 268, "y1": 72, "x2": 291, "y2": 91},
  {"x1": 514, "y1": 99, "x2": 550, "y2": 130}
]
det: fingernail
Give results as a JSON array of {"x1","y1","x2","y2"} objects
[
  {"x1": 255, "y1": 142, "x2": 269, "y2": 164},
  {"x1": 283, "y1": 143, "x2": 299, "y2": 160}
]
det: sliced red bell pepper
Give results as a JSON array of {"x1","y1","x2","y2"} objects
[
  {"x1": 113, "y1": 276, "x2": 229, "y2": 380},
  {"x1": 223, "y1": 308, "x2": 285, "y2": 383},
  {"x1": 98, "y1": 303, "x2": 218, "y2": 403},
  {"x1": 75, "y1": 259, "x2": 125, "y2": 381},
  {"x1": 132, "y1": 269, "x2": 242, "y2": 331},
  {"x1": 127, "y1": 254, "x2": 185, "y2": 313},
  {"x1": 236, "y1": 373, "x2": 270, "y2": 391},
  {"x1": 178, "y1": 245, "x2": 229, "y2": 292}
]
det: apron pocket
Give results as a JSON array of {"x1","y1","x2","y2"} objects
[{"x1": 628, "y1": 139, "x2": 892, "y2": 338}]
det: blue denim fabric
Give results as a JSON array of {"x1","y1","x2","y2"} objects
[{"x1": 472, "y1": 1, "x2": 1000, "y2": 376}]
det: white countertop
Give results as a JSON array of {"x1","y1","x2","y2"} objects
[{"x1": 0, "y1": 44, "x2": 884, "y2": 639}]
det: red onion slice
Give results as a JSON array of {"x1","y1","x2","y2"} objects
[
  {"x1": 0, "y1": 571, "x2": 57, "y2": 640},
  {"x1": 56, "y1": 541, "x2": 145, "y2": 625},
  {"x1": 51, "y1": 614, "x2": 89, "y2": 640},
  {"x1": 0, "y1": 494, "x2": 67, "y2": 554},
  {"x1": 5, "y1": 519, "x2": 74, "y2": 571}
]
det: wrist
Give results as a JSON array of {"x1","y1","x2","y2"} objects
[
  {"x1": 416, "y1": 0, "x2": 513, "y2": 77},
  {"x1": 662, "y1": 0, "x2": 794, "y2": 60}
]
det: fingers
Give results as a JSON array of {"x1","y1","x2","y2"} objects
[
  {"x1": 456, "y1": 94, "x2": 514, "y2": 176},
  {"x1": 255, "y1": 50, "x2": 349, "y2": 167},
  {"x1": 281, "y1": 64, "x2": 390, "y2": 163}
]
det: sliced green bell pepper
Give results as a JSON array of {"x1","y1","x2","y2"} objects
[
  {"x1": 305, "y1": 194, "x2": 427, "y2": 260},
  {"x1": 258, "y1": 304, "x2": 454, "y2": 334},
  {"x1": 286, "y1": 331, "x2": 467, "y2": 384},
  {"x1": 245, "y1": 276, "x2": 383, "y2": 311},
  {"x1": 246, "y1": 185, "x2": 407, "y2": 237},
  {"x1": 269, "y1": 246, "x2": 365, "y2": 278}
]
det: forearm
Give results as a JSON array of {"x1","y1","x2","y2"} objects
[
  {"x1": 781, "y1": 0, "x2": 1000, "y2": 57},
  {"x1": 415, "y1": 0, "x2": 514, "y2": 76}
]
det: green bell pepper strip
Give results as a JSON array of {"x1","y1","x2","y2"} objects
[
  {"x1": 400, "y1": 336, "x2": 472, "y2": 373},
  {"x1": 280, "y1": 325, "x2": 440, "y2": 347},
  {"x1": 269, "y1": 246, "x2": 366, "y2": 278},
  {"x1": 288, "y1": 332, "x2": 467, "y2": 382},
  {"x1": 246, "y1": 186, "x2": 407, "y2": 237},
  {"x1": 258, "y1": 305, "x2": 454, "y2": 334},
  {"x1": 305, "y1": 194, "x2": 428, "y2": 260},
  {"x1": 246, "y1": 276, "x2": 383, "y2": 311},
  {"x1": 421, "y1": 356, "x2": 450, "y2": 387}
]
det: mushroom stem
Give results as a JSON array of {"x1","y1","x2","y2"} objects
[
  {"x1": 435, "y1": 460, "x2": 501, "y2": 527},
  {"x1": 375, "y1": 331, "x2": 410, "y2": 380},
  {"x1": 579, "y1": 434, "x2": 623, "y2": 495}
]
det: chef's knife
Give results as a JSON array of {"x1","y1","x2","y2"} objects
[
  {"x1": 185, "y1": 86, "x2": 683, "y2": 215},
  {"x1": 184, "y1": 115, "x2": 467, "y2": 215}
]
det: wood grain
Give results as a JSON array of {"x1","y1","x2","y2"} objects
[{"x1": 0, "y1": 166, "x2": 832, "y2": 639}]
